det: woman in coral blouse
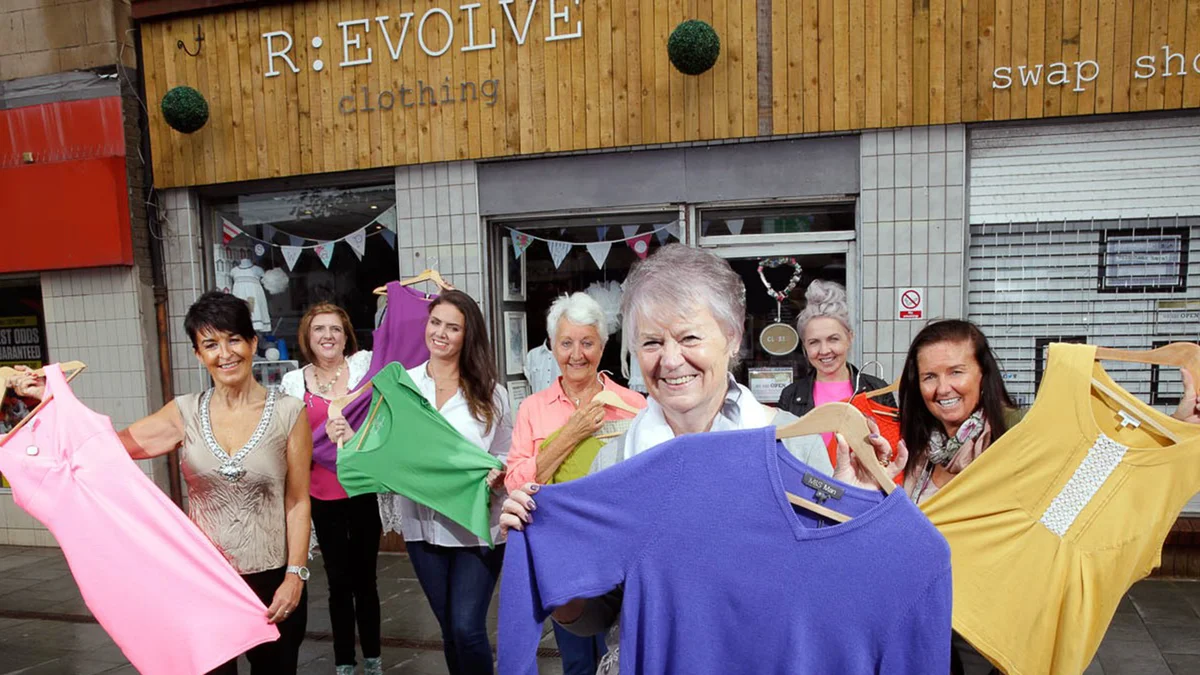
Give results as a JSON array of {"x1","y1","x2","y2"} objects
[{"x1": 504, "y1": 291, "x2": 645, "y2": 675}]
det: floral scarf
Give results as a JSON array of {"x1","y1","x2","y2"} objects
[{"x1": 910, "y1": 409, "x2": 992, "y2": 504}]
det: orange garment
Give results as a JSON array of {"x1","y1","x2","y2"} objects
[
  {"x1": 824, "y1": 393, "x2": 904, "y2": 486},
  {"x1": 920, "y1": 344, "x2": 1200, "y2": 675}
]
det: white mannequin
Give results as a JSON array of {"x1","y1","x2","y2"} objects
[{"x1": 229, "y1": 258, "x2": 271, "y2": 331}]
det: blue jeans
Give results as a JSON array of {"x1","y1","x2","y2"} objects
[
  {"x1": 406, "y1": 541, "x2": 504, "y2": 675},
  {"x1": 553, "y1": 620, "x2": 607, "y2": 675}
]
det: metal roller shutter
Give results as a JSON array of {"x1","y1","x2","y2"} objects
[{"x1": 968, "y1": 117, "x2": 1200, "y2": 512}]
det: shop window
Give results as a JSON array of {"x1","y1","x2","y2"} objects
[
  {"x1": 700, "y1": 203, "x2": 855, "y2": 239},
  {"x1": 1149, "y1": 340, "x2": 1185, "y2": 407},
  {"x1": 0, "y1": 277, "x2": 48, "y2": 488},
  {"x1": 492, "y1": 212, "x2": 679, "y2": 397},
  {"x1": 203, "y1": 184, "x2": 398, "y2": 382},
  {"x1": 1098, "y1": 227, "x2": 1189, "y2": 293}
]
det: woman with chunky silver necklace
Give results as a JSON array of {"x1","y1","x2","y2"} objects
[
  {"x1": 113, "y1": 291, "x2": 314, "y2": 674},
  {"x1": 280, "y1": 303, "x2": 383, "y2": 675}
]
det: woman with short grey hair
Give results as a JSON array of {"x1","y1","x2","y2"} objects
[
  {"x1": 504, "y1": 292, "x2": 647, "y2": 675},
  {"x1": 501, "y1": 245, "x2": 902, "y2": 671}
]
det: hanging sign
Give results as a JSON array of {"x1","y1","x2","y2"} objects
[
  {"x1": 757, "y1": 257, "x2": 803, "y2": 356},
  {"x1": 346, "y1": 228, "x2": 368, "y2": 260},
  {"x1": 899, "y1": 288, "x2": 924, "y2": 320},
  {"x1": 627, "y1": 233, "x2": 652, "y2": 259},
  {"x1": 547, "y1": 240, "x2": 572, "y2": 268},
  {"x1": 281, "y1": 246, "x2": 303, "y2": 270},
  {"x1": 748, "y1": 367, "x2": 795, "y2": 403},
  {"x1": 586, "y1": 241, "x2": 613, "y2": 269}
]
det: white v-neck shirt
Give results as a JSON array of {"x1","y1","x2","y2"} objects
[{"x1": 387, "y1": 361, "x2": 512, "y2": 548}]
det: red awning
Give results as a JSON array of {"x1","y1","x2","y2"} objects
[{"x1": 0, "y1": 96, "x2": 133, "y2": 274}]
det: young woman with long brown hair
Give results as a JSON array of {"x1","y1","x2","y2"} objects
[{"x1": 391, "y1": 290, "x2": 511, "y2": 675}]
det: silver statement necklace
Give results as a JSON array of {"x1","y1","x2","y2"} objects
[{"x1": 200, "y1": 387, "x2": 278, "y2": 482}]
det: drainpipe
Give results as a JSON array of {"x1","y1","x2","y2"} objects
[{"x1": 133, "y1": 25, "x2": 183, "y2": 507}]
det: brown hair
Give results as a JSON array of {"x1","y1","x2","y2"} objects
[
  {"x1": 428, "y1": 290, "x2": 501, "y2": 434},
  {"x1": 899, "y1": 319, "x2": 1016, "y2": 475},
  {"x1": 297, "y1": 302, "x2": 358, "y2": 364}
]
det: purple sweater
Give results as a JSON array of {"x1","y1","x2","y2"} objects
[
  {"x1": 498, "y1": 426, "x2": 951, "y2": 674},
  {"x1": 310, "y1": 282, "x2": 433, "y2": 471}
]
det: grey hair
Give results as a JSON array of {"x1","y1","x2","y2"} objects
[
  {"x1": 546, "y1": 292, "x2": 609, "y2": 346},
  {"x1": 795, "y1": 280, "x2": 853, "y2": 338},
  {"x1": 620, "y1": 244, "x2": 746, "y2": 359}
]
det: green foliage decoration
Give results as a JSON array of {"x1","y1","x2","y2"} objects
[
  {"x1": 668, "y1": 20, "x2": 721, "y2": 76},
  {"x1": 161, "y1": 86, "x2": 209, "y2": 134}
]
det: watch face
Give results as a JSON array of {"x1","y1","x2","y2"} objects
[{"x1": 298, "y1": 567, "x2": 310, "y2": 581}]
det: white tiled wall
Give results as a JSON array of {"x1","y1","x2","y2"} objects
[
  {"x1": 158, "y1": 188, "x2": 210, "y2": 396},
  {"x1": 394, "y1": 161, "x2": 486, "y2": 305},
  {"x1": 0, "y1": 263, "x2": 166, "y2": 546},
  {"x1": 858, "y1": 125, "x2": 969, "y2": 379}
]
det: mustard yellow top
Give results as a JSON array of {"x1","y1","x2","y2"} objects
[{"x1": 920, "y1": 343, "x2": 1200, "y2": 675}]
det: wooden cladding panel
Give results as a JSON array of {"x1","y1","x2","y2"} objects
[
  {"x1": 143, "y1": 0, "x2": 757, "y2": 187},
  {"x1": 774, "y1": 0, "x2": 1200, "y2": 135}
]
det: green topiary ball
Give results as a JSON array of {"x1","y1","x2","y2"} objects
[
  {"x1": 668, "y1": 20, "x2": 720, "y2": 75},
  {"x1": 161, "y1": 85, "x2": 209, "y2": 134}
]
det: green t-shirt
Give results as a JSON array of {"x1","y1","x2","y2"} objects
[
  {"x1": 338, "y1": 363, "x2": 503, "y2": 545},
  {"x1": 543, "y1": 430, "x2": 608, "y2": 485}
]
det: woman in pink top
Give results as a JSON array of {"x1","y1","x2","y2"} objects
[
  {"x1": 504, "y1": 292, "x2": 645, "y2": 675},
  {"x1": 280, "y1": 303, "x2": 383, "y2": 675}
]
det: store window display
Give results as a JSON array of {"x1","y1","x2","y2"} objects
[
  {"x1": 495, "y1": 214, "x2": 678, "y2": 393},
  {"x1": 204, "y1": 184, "x2": 399, "y2": 383}
]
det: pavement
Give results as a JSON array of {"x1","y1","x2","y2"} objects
[{"x1": 0, "y1": 544, "x2": 1198, "y2": 674}]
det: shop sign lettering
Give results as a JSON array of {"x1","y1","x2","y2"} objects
[
  {"x1": 993, "y1": 45, "x2": 1200, "y2": 92},
  {"x1": 261, "y1": 0, "x2": 582, "y2": 77}
]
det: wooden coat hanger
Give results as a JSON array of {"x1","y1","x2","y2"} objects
[
  {"x1": 373, "y1": 269, "x2": 454, "y2": 296},
  {"x1": 0, "y1": 360, "x2": 87, "y2": 385},
  {"x1": 328, "y1": 383, "x2": 374, "y2": 451},
  {"x1": 592, "y1": 390, "x2": 641, "y2": 415},
  {"x1": 863, "y1": 376, "x2": 899, "y2": 401},
  {"x1": 776, "y1": 401, "x2": 896, "y2": 495},
  {"x1": 1089, "y1": 342, "x2": 1200, "y2": 443},
  {"x1": 0, "y1": 362, "x2": 88, "y2": 446}
]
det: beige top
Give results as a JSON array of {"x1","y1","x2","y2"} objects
[{"x1": 176, "y1": 388, "x2": 304, "y2": 575}]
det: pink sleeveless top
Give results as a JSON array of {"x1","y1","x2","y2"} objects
[{"x1": 0, "y1": 365, "x2": 278, "y2": 674}]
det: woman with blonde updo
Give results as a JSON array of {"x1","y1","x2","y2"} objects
[{"x1": 777, "y1": 279, "x2": 894, "y2": 421}]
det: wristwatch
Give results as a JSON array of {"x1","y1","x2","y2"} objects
[{"x1": 286, "y1": 565, "x2": 310, "y2": 581}]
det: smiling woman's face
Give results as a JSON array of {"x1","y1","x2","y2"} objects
[
  {"x1": 194, "y1": 328, "x2": 257, "y2": 387},
  {"x1": 917, "y1": 339, "x2": 983, "y2": 436},
  {"x1": 635, "y1": 306, "x2": 733, "y2": 422}
]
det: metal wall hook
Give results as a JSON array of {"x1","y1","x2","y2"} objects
[{"x1": 177, "y1": 23, "x2": 204, "y2": 57}]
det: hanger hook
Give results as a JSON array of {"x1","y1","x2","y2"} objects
[{"x1": 855, "y1": 359, "x2": 885, "y2": 394}]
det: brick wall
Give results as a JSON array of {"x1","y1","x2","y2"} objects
[{"x1": 0, "y1": 0, "x2": 135, "y2": 80}]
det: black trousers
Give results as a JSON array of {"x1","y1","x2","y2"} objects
[
  {"x1": 311, "y1": 493, "x2": 383, "y2": 666},
  {"x1": 209, "y1": 566, "x2": 308, "y2": 674}
]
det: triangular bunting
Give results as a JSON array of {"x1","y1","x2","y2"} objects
[
  {"x1": 374, "y1": 205, "x2": 397, "y2": 230},
  {"x1": 666, "y1": 222, "x2": 681, "y2": 241},
  {"x1": 622, "y1": 225, "x2": 640, "y2": 239},
  {"x1": 586, "y1": 241, "x2": 612, "y2": 269},
  {"x1": 655, "y1": 226, "x2": 671, "y2": 244},
  {"x1": 262, "y1": 224, "x2": 277, "y2": 242},
  {"x1": 288, "y1": 234, "x2": 305, "y2": 247},
  {"x1": 727, "y1": 218, "x2": 744, "y2": 236},
  {"x1": 511, "y1": 230, "x2": 532, "y2": 259},
  {"x1": 221, "y1": 218, "x2": 242, "y2": 245},
  {"x1": 314, "y1": 243, "x2": 335, "y2": 268},
  {"x1": 548, "y1": 240, "x2": 572, "y2": 269},
  {"x1": 381, "y1": 229, "x2": 396, "y2": 249},
  {"x1": 627, "y1": 233, "x2": 652, "y2": 260},
  {"x1": 346, "y1": 228, "x2": 368, "y2": 260},
  {"x1": 596, "y1": 226, "x2": 609, "y2": 240},
  {"x1": 253, "y1": 243, "x2": 267, "y2": 261},
  {"x1": 281, "y1": 246, "x2": 302, "y2": 271}
]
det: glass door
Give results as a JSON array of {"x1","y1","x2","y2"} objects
[{"x1": 708, "y1": 240, "x2": 856, "y2": 405}]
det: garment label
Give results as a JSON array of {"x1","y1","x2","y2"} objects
[
  {"x1": 802, "y1": 473, "x2": 844, "y2": 500},
  {"x1": 1117, "y1": 410, "x2": 1142, "y2": 429}
]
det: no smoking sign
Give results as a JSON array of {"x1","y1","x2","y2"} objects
[{"x1": 898, "y1": 288, "x2": 924, "y2": 320}]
